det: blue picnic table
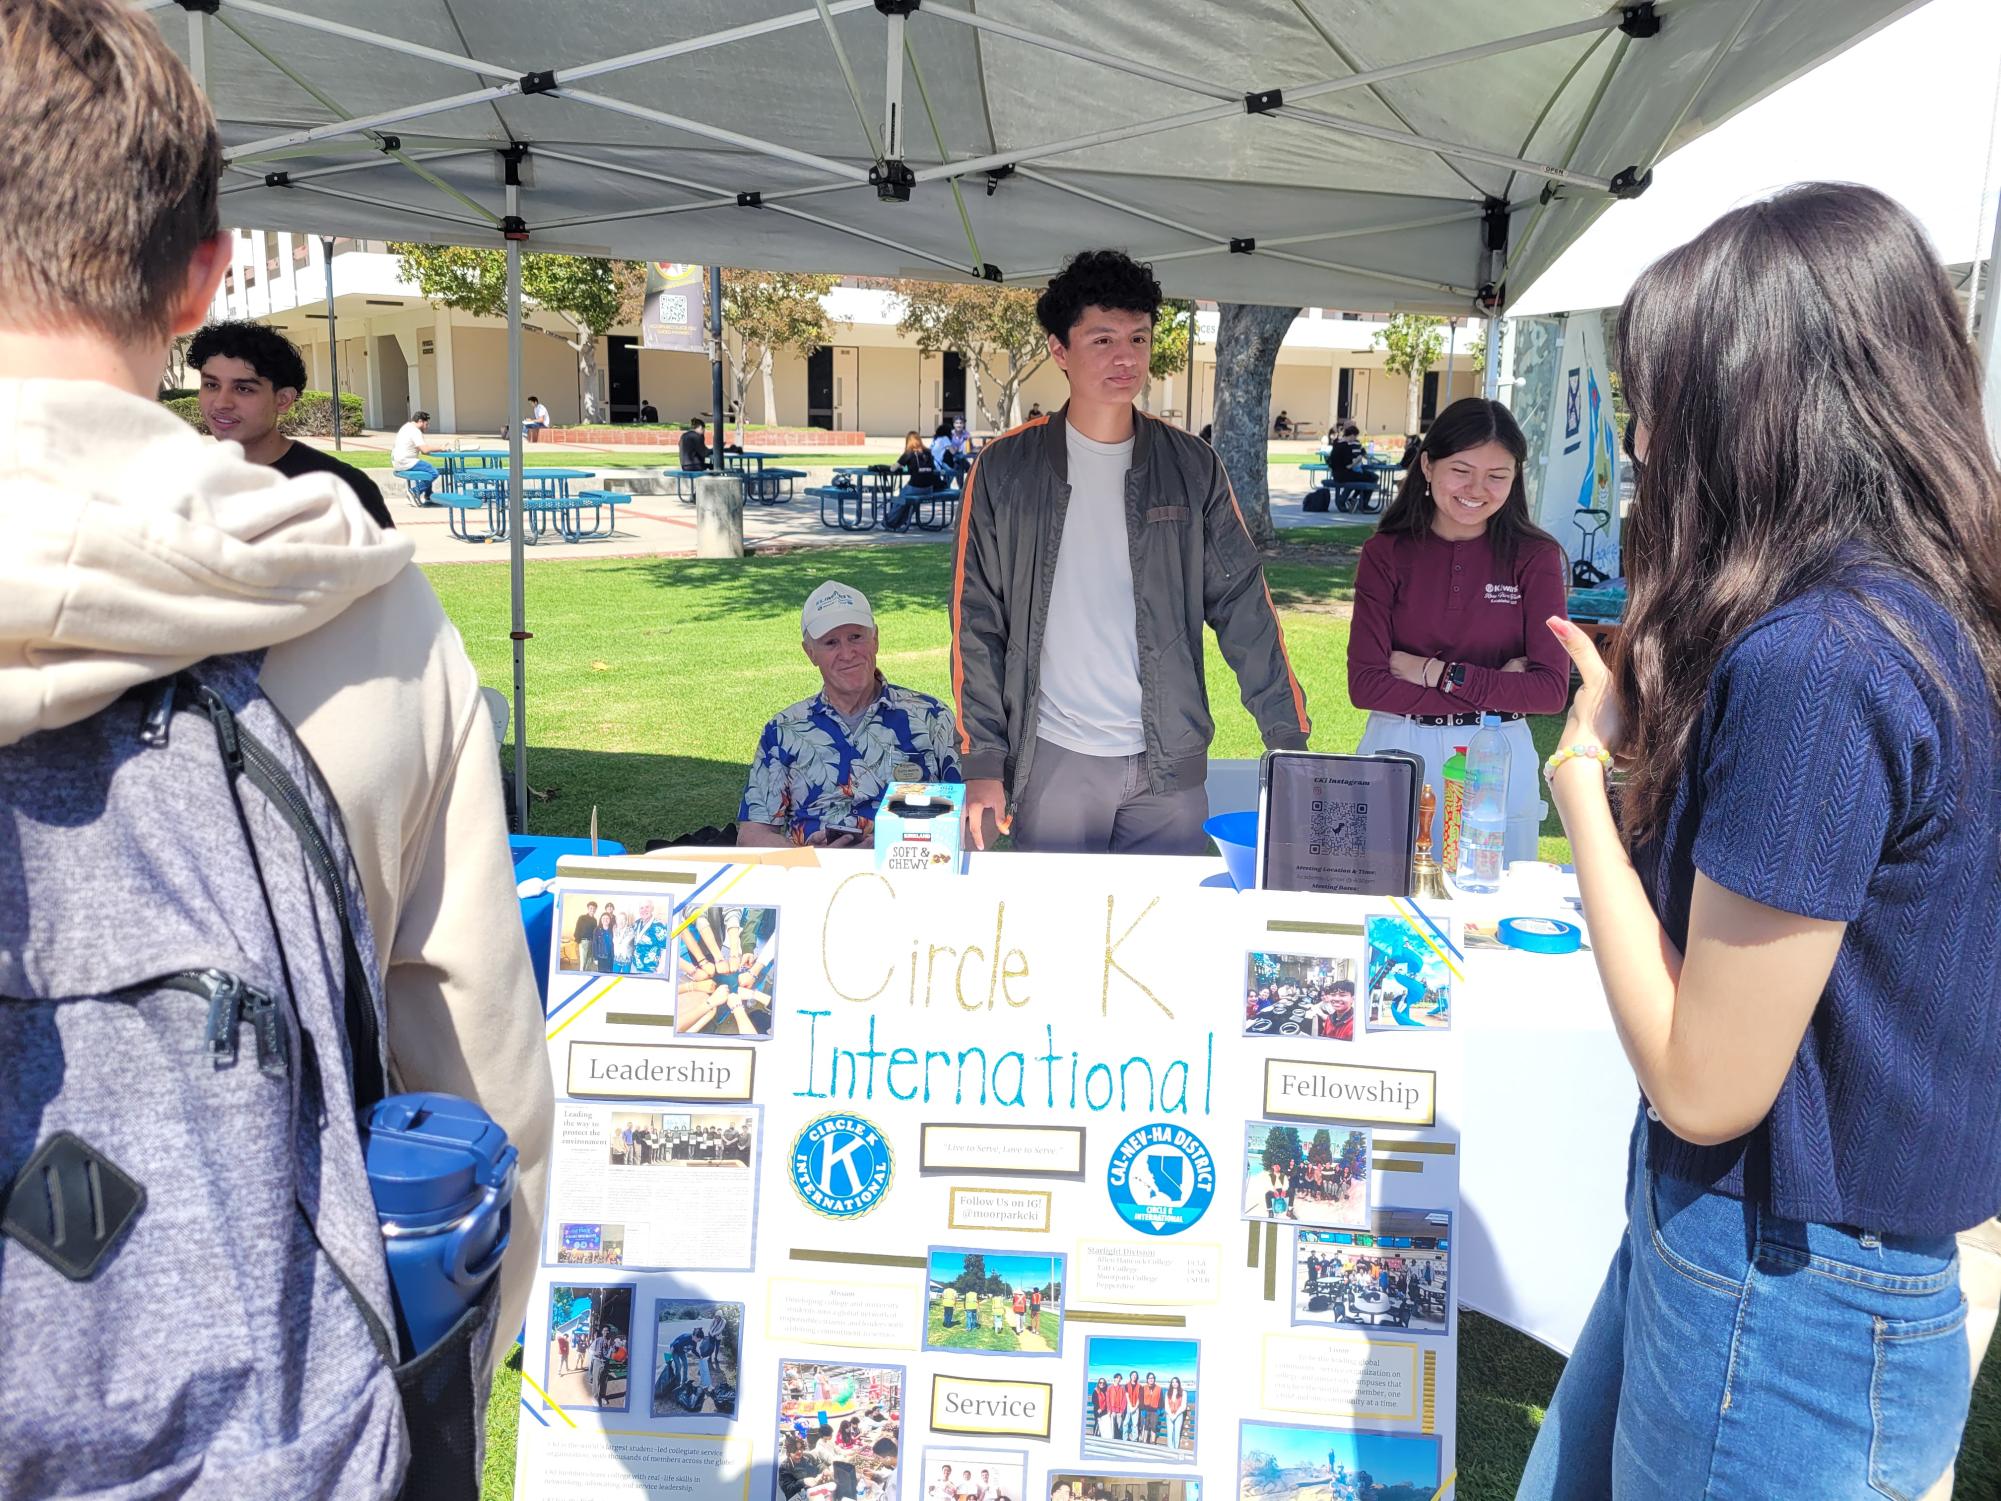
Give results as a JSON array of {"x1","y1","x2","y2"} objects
[
  {"x1": 445, "y1": 468, "x2": 623, "y2": 543},
  {"x1": 721, "y1": 451, "x2": 807, "y2": 503}
]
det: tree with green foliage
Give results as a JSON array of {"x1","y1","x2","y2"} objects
[
  {"x1": 1148, "y1": 298, "x2": 1194, "y2": 413},
  {"x1": 1260, "y1": 1124, "x2": 1304, "y2": 1175},
  {"x1": 1308, "y1": 1128, "x2": 1334, "y2": 1167},
  {"x1": 721, "y1": 269, "x2": 837, "y2": 443},
  {"x1": 892, "y1": 279, "x2": 1051, "y2": 429},
  {"x1": 390, "y1": 244, "x2": 645, "y2": 423},
  {"x1": 1374, "y1": 313, "x2": 1446, "y2": 438},
  {"x1": 950, "y1": 1253, "x2": 988, "y2": 1295}
]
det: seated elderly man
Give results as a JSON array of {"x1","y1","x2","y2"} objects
[{"x1": 739, "y1": 581, "x2": 960, "y2": 846}]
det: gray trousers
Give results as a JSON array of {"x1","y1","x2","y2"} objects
[{"x1": 1012, "y1": 737, "x2": 1210, "y2": 855}]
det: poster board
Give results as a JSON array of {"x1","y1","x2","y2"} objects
[
  {"x1": 642, "y1": 262, "x2": 708, "y2": 354},
  {"x1": 517, "y1": 860, "x2": 1466, "y2": 1501}
]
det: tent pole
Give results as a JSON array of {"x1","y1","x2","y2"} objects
[
  {"x1": 506, "y1": 179, "x2": 529, "y2": 836},
  {"x1": 321, "y1": 237, "x2": 342, "y2": 452},
  {"x1": 709, "y1": 266, "x2": 726, "y2": 446},
  {"x1": 1981, "y1": 183, "x2": 2001, "y2": 456},
  {"x1": 1445, "y1": 319, "x2": 1456, "y2": 403}
]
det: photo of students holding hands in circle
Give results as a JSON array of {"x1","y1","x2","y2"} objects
[
  {"x1": 674, "y1": 904, "x2": 777, "y2": 1037},
  {"x1": 1345, "y1": 398, "x2": 1570, "y2": 860}
]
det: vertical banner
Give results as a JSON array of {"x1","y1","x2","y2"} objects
[
  {"x1": 643, "y1": 262, "x2": 708, "y2": 353},
  {"x1": 1528, "y1": 312, "x2": 1622, "y2": 580}
]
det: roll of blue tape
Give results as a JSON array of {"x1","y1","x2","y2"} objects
[{"x1": 1498, "y1": 917, "x2": 1583, "y2": 955}]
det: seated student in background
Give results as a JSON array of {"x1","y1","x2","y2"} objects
[
  {"x1": 679, "y1": 417, "x2": 712, "y2": 471},
  {"x1": 1345, "y1": 397, "x2": 1568, "y2": 860},
  {"x1": 739, "y1": 582, "x2": 960, "y2": 847},
  {"x1": 1397, "y1": 429, "x2": 1424, "y2": 470},
  {"x1": 638, "y1": 398, "x2": 658, "y2": 422},
  {"x1": 1322, "y1": 423, "x2": 1372, "y2": 486},
  {"x1": 929, "y1": 419, "x2": 966, "y2": 481},
  {"x1": 191, "y1": 320, "x2": 391, "y2": 528},
  {"x1": 897, "y1": 429, "x2": 947, "y2": 489},
  {"x1": 391, "y1": 409, "x2": 437, "y2": 504},
  {"x1": 523, "y1": 394, "x2": 551, "y2": 434}
]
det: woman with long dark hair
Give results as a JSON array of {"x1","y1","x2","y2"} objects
[
  {"x1": 1521, "y1": 183, "x2": 2001, "y2": 1497},
  {"x1": 1347, "y1": 397, "x2": 1569, "y2": 857}
]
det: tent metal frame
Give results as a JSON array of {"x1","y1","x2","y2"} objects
[{"x1": 178, "y1": 0, "x2": 1681, "y2": 833}]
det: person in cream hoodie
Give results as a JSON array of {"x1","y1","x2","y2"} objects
[{"x1": 0, "y1": 0, "x2": 548, "y2": 1385}]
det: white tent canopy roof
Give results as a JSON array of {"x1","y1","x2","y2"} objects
[{"x1": 156, "y1": 0, "x2": 1923, "y2": 315}]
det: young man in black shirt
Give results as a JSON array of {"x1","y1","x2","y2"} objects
[
  {"x1": 192, "y1": 319, "x2": 391, "y2": 528},
  {"x1": 678, "y1": 417, "x2": 711, "y2": 471}
]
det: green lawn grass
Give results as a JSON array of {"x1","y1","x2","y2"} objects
[
  {"x1": 923, "y1": 1302, "x2": 1060, "y2": 1353},
  {"x1": 449, "y1": 533, "x2": 1995, "y2": 1499}
]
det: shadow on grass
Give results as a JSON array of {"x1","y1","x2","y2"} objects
[
  {"x1": 1454, "y1": 1311, "x2": 1566, "y2": 1500},
  {"x1": 602, "y1": 541, "x2": 957, "y2": 625},
  {"x1": 508, "y1": 747, "x2": 753, "y2": 853}
]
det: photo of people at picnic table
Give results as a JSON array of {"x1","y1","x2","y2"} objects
[
  {"x1": 924, "y1": 1249, "x2": 1064, "y2": 1355},
  {"x1": 1294, "y1": 1210, "x2": 1452, "y2": 1336},
  {"x1": 777, "y1": 1361, "x2": 904, "y2": 1501},
  {"x1": 1243, "y1": 951, "x2": 1356, "y2": 1040},
  {"x1": 1242, "y1": 1124, "x2": 1370, "y2": 1229}
]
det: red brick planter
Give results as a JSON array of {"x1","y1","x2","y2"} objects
[{"x1": 533, "y1": 426, "x2": 865, "y2": 447}]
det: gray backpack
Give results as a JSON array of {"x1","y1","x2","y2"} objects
[{"x1": 0, "y1": 655, "x2": 482, "y2": 1498}]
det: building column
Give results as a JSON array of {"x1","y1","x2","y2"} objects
[
  {"x1": 432, "y1": 308, "x2": 459, "y2": 433},
  {"x1": 392, "y1": 327, "x2": 424, "y2": 417},
  {"x1": 363, "y1": 320, "x2": 385, "y2": 431}
]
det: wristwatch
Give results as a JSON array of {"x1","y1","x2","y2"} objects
[{"x1": 1441, "y1": 662, "x2": 1467, "y2": 695}]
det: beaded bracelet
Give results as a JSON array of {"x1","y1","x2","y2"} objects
[{"x1": 1542, "y1": 743, "x2": 1613, "y2": 783}]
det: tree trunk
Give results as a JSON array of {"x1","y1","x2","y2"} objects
[
  {"x1": 966, "y1": 358, "x2": 985, "y2": 430},
  {"x1": 760, "y1": 348, "x2": 777, "y2": 425},
  {"x1": 1405, "y1": 370, "x2": 1424, "y2": 440},
  {"x1": 1211, "y1": 302, "x2": 1301, "y2": 549},
  {"x1": 574, "y1": 334, "x2": 601, "y2": 424}
]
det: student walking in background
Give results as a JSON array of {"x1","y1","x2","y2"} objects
[{"x1": 1518, "y1": 183, "x2": 2001, "y2": 1501}]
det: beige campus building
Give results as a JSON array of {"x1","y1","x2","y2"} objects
[{"x1": 210, "y1": 230, "x2": 1482, "y2": 437}]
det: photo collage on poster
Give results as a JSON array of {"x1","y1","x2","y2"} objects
[{"x1": 520, "y1": 873, "x2": 1461, "y2": 1501}]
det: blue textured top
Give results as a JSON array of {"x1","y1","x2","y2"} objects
[{"x1": 1640, "y1": 569, "x2": 2001, "y2": 1237}]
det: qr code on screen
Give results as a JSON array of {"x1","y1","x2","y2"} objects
[
  {"x1": 1308, "y1": 798, "x2": 1367, "y2": 857},
  {"x1": 656, "y1": 293, "x2": 689, "y2": 323}
]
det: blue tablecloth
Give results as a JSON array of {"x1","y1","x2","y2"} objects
[{"x1": 513, "y1": 834, "x2": 626, "y2": 1004}]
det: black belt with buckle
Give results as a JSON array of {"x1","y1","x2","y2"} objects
[{"x1": 1407, "y1": 711, "x2": 1525, "y2": 728}]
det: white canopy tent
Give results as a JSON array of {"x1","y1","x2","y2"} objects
[{"x1": 143, "y1": 0, "x2": 1927, "y2": 829}]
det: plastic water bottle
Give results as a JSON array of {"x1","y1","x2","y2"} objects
[
  {"x1": 1454, "y1": 714, "x2": 1510, "y2": 895},
  {"x1": 363, "y1": 1093, "x2": 519, "y2": 1359}
]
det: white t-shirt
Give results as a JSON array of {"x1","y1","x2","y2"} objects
[
  {"x1": 391, "y1": 421, "x2": 425, "y2": 470},
  {"x1": 1035, "y1": 425, "x2": 1143, "y2": 756},
  {"x1": 532, "y1": 402, "x2": 551, "y2": 426}
]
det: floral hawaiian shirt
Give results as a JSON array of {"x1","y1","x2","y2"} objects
[{"x1": 739, "y1": 676, "x2": 961, "y2": 842}]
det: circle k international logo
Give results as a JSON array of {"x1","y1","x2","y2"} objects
[
  {"x1": 790, "y1": 1112, "x2": 894, "y2": 1219},
  {"x1": 1106, "y1": 1121, "x2": 1215, "y2": 1237}
]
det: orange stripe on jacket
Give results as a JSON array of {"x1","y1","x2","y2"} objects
[
  {"x1": 1219, "y1": 466, "x2": 1311, "y2": 739},
  {"x1": 949, "y1": 414, "x2": 1051, "y2": 756}
]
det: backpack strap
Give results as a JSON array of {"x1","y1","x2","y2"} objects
[{"x1": 188, "y1": 671, "x2": 390, "y2": 1115}]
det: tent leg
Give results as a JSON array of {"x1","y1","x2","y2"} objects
[
  {"x1": 1982, "y1": 183, "x2": 2001, "y2": 457},
  {"x1": 1484, "y1": 314, "x2": 1502, "y2": 403},
  {"x1": 506, "y1": 181, "x2": 529, "y2": 836}
]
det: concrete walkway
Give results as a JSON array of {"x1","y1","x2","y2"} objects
[{"x1": 325, "y1": 434, "x2": 1372, "y2": 567}]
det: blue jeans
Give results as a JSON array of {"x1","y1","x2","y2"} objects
[
  {"x1": 396, "y1": 459, "x2": 438, "y2": 501},
  {"x1": 1518, "y1": 1121, "x2": 1969, "y2": 1499}
]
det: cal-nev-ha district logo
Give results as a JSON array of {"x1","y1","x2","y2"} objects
[
  {"x1": 1106, "y1": 1121, "x2": 1214, "y2": 1236},
  {"x1": 790, "y1": 1112, "x2": 894, "y2": 1218}
]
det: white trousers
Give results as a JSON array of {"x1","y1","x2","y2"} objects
[{"x1": 1355, "y1": 712, "x2": 1546, "y2": 865}]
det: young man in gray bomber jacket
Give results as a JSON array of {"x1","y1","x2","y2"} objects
[{"x1": 950, "y1": 250, "x2": 1311, "y2": 855}]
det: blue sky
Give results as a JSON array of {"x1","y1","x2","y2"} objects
[
  {"x1": 1084, "y1": 1336, "x2": 1198, "y2": 1388},
  {"x1": 929, "y1": 1250, "x2": 1063, "y2": 1290},
  {"x1": 1244, "y1": 1422, "x2": 1438, "y2": 1487}
]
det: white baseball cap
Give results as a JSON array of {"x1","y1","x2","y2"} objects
[{"x1": 802, "y1": 580, "x2": 875, "y2": 640}]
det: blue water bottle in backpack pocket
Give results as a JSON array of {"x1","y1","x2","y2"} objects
[{"x1": 363, "y1": 1093, "x2": 519, "y2": 1359}]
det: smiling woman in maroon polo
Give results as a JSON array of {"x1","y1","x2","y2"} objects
[{"x1": 1346, "y1": 398, "x2": 1569, "y2": 859}]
